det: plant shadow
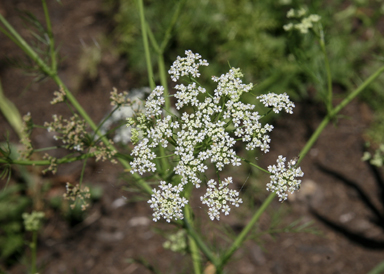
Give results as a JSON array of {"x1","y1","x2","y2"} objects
[{"x1": 310, "y1": 161, "x2": 384, "y2": 250}]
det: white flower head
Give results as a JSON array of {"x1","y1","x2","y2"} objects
[
  {"x1": 168, "y1": 50, "x2": 209, "y2": 82},
  {"x1": 287, "y1": 8, "x2": 307, "y2": 18},
  {"x1": 128, "y1": 51, "x2": 301, "y2": 222},
  {"x1": 145, "y1": 86, "x2": 165, "y2": 117},
  {"x1": 284, "y1": 8, "x2": 321, "y2": 34},
  {"x1": 266, "y1": 155, "x2": 304, "y2": 201},
  {"x1": 200, "y1": 177, "x2": 243, "y2": 221},
  {"x1": 257, "y1": 92, "x2": 295, "y2": 114},
  {"x1": 148, "y1": 181, "x2": 188, "y2": 222}
]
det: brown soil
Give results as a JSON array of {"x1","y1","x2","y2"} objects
[{"x1": 1, "y1": 1, "x2": 384, "y2": 274}]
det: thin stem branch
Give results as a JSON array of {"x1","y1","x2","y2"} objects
[
  {"x1": 0, "y1": 13, "x2": 54, "y2": 77},
  {"x1": 319, "y1": 24, "x2": 333, "y2": 114},
  {"x1": 218, "y1": 192, "x2": 276, "y2": 268},
  {"x1": 138, "y1": 0, "x2": 155, "y2": 91},
  {"x1": 41, "y1": 0, "x2": 56, "y2": 72},
  {"x1": 217, "y1": 65, "x2": 384, "y2": 268},
  {"x1": 31, "y1": 230, "x2": 38, "y2": 274},
  {"x1": 298, "y1": 65, "x2": 384, "y2": 164},
  {"x1": 239, "y1": 157, "x2": 269, "y2": 174},
  {"x1": 158, "y1": 54, "x2": 170, "y2": 111}
]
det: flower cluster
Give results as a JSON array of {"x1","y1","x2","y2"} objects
[
  {"x1": 200, "y1": 177, "x2": 243, "y2": 221},
  {"x1": 163, "y1": 230, "x2": 187, "y2": 254},
  {"x1": 63, "y1": 182, "x2": 91, "y2": 211},
  {"x1": 19, "y1": 113, "x2": 33, "y2": 159},
  {"x1": 42, "y1": 153, "x2": 58, "y2": 174},
  {"x1": 257, "y1": 93, "x2": 295, "y2": 114},
  {"x1": 362, "y1": 144, "x2": 384, "y2": 167},
  {"x1": 129, "y1": 50, "x2": 301, "y2": 222},
  {"x1": 101, "y1": 87, "x2": 149, "y2": 144},
  {"x1": 50, "y1": 86, "x2": 66, "y2": 105},
  {"x1": 283, "y1": 8, "x2": 321, "y2": 34},
  {"x1": 45, "y1": 114, "x2": 88, "y2": 151},
  {"x1": 110, "y1": 87, "x2": 130, "y2": 106},
  {"x1": 89, "y1": 141, "x2": 117, "y2": 164},
  {"x1": 266, "y1": 155, "x2": 304, "y2": 201},
  {"x1": 147, "y1": 181, "x2": 188, "y2": 222},
  {"x1": 168, "y1": 50, "x2": 209, "y2": 82},
  {"x1": 22, "y1": 211, "x2": 45, "y2": 231}
]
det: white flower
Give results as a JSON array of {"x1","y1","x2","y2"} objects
[
  {"x1": 283, "y1": 8, "x2": 321, "y2": 34},
  {"x1": 266, "y1": 155, "x2": 304, "y2": 201},
  {"x1": 127, "y1": 51, "x2": 301, "y2": 222},
  {"x1": 148, "y1": 181, "x2": 188, "y2": 222},
  {"x1": 283, "y1": 23, "x2": 294, "y2": 31},
  {"x1": 200, "y1": 177, "x2": 243, "y2": 221},
  {"x1": 145, "y1": 86, "x2": 165, "y2": 117},
  {"x1": 287, "y1": 8, "x2": 307, "y2": 18},
  {"x1": 257, "y1": 92, "x2": 295, "y2": 114},
  {"x1": 168, "y1": 50, "x2": 209, "y2": 82}
]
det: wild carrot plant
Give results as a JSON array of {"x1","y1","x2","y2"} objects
[{"x1": 1, "y1": 2, "x2": 384, "y2": 274}]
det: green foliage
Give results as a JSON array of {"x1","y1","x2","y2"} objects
[
  {"x1": 368, "y1": 260, "x2": 384, "y2": 274},
  {"x1": 106, "y1": 0, "x2": 294, "y2": 91},
  {"x1": 106, "y1": 0, "x2": 384, "y2": 105},
  {"x1": 0, "y1": 185, "x2": 30, "y2": 264}
]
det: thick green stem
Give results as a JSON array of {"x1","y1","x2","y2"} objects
[
  {"x1": 184, "y1": 205, "x2": 202, "y2": 274},
  {"x1": 183, "y1": 205, "x2": 218, "y2": 267},
  {"x1": 139, "y1": 2, "x2": 171, "y2": 171}
]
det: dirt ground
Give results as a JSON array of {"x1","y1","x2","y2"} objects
[{"x1": 1, "y1": 1, "x2": 384, "y2": 274}]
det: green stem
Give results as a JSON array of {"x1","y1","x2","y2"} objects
[
  {"x1": 41, "y1": 0, "x2": 56, "y2": 72},
  {"x1": 218, "y1": 64, "x2": 384, "y2": 268},
  {"x1": 78, "y1": 156, "x2": 88, "y2": 188},
  {"x1": 138, "y1": 2, "x2": 171, "y2": 172},
  {"x1": 298, "y1": 65, "x2": 384, "y2": 163},
  {"x1": 0, "y1": 14, "x2": 54, "y2": 77},
  {"x1": 158, "y1": 54, "x2": 170, "y2": 112},
  {"x1": 159, "y1": 0, "x2": 185, "y2": 52},
  {"x1": 0, "y1": 154, "x2": 89, "y2": 165},
  {"x1": 31, "y1": 230, "x2": 37, "y2": 274},
  {"x1": 184, "y1": 205, "x2": 202, "y2": 274},
  {"x1": 0, "y1": 4, "x2": 153, "y2": 198},
  {"x1": 92, "y1": 105, "x2": 121, "y2": 143},
  {"x1": 0, "y1": 25, "x2": 26, "y2": 52},
  {"x1": 33, "y1": 146, "x2": 60, "y2": 152},
  {"x1": 319, "y1": 24, "x2": 333, "y2": 114},
  {"x1": 183, "y1": 205, "x2": 218, "y2": 267},
  {"x1": 239, "y1": 157, "x2": 269, "y2": 174},
  {"x1": 138, "y1": 0, "x2": 155, "y2": 90},
  {"x1": 146, "y1": 23, "x2": 160, "y2": 54},
  {"x1": 50, "y1": 76, "x2": 153, "y2": 194},
  {"x1": 155, "y1": 154, "x2": 176, "y2": 159},
  {"x1": 218, "y1": 192, "x2": 276, "y2": 268}
]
